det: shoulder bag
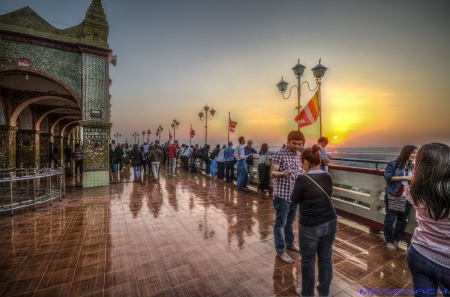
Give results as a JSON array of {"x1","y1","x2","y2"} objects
[
  {"x1": 387, "y1": 192, "x2": 406, "y2": 213},
  {"x1": 264, "y1": 154, "x2": 272, "y2": 167}
]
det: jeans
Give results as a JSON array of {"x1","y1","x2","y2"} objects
[
  {"x1": 151, "y1": 162, "x2": 160, "y2": 179},
  {"x1": 246, "y1": 164, "x2": 254, "y2": 185},
  {"x1": 406, "y1": 245, "x2": 450, "y2": 297},
  {"x1": 299, "y1": 218, "x2": 338, "y2": 297},
  {"x1": 75, "y1": 160, "x2": 83, "y2": 175},
  {"x1": 133, "y1": 165, "x2": 141, "y2": 179},
  {"x1": 170, "y1": 158, "x2": 177, "y2": 175},
  {"x1": 258, "y1": 163, "x2": 270, "y2": 191},
  {"x1": 211, "y1": 159, "x2": 217, "y2": 177},
  {"x1": 225, "y1": 161, "x2": 235, "y2": 183},
  {"x1": 183, "y1": 156, "x2": 190, "y2": 171},
  {"x1": 205, "y1": 160, "x2": 211, "y2": 175},
  {"x1": 191, "y1": 157, "x2": 197, "y2": 169},
  {"x1": 384, "y1": 193, "x2": 412, "y2": 243},
  {"x1": 236, "y1": 160, "x2": 248, "y2": 189},
  {"x1": 217, "y1": 162, "x2": 225, "y2": 180},
  {"x1": 273, "y1": 195, "x2": 298, "y2": 254}
]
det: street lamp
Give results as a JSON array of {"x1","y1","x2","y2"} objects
[
  {"x1": 170, "y1": 119, "x2": 180, "y2": 141},
  {"x1": 276, "y1": 58, "x2": 328, "y2": 134},
  {"x1": 113, "y1": 133, "x2": 121, "y2": 143},
  {"x1": 156, "y1": 125, "x2": 163, "y2": 142},
  {"x1": 146, "y1": 130, "x2": 151, "y2": 143},
  {"x1": 198, "y1": 103, "x2": 216, "y2": 145},
  {"x1": 132, "y1": 132, "x2": 139, "y2": 144}
]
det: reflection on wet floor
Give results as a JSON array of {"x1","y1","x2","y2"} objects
[{"x1": 0, "y1": 164, "x2": 415, "y2": 296}]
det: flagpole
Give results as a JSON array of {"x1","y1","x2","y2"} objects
[
  {"x1": 318, "y1": 80, "x2": 322, "y2": 137},
  {"x1": 228, "y1": 112, "x2": 230, "y2": 144}
]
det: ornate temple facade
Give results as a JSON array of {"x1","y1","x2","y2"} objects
[{"x1": 0, "y1": 0, "x2": 115, "y2": 187}]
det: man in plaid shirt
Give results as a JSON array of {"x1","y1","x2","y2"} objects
[{"x1": 271, "y1": 130, "x2": 305, "y2": 263}]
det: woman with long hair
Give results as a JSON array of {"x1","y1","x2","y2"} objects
[
  {"x1": 291, "y1": 146, "x2": 337, "y2": 297},
  {"x1": 258, "y1": 143, "x2": 271, "y2": 195},
  {"x1": 406, "y1": 143, "x2": 450, "y2": 297},
  {"x1": 383, "y1": 145, "x2": 418, "y2": 250},
  {"x1": 130, "y1": 144, "x2": 142, "y2": 182}
]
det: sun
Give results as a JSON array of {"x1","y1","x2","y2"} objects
[{"x1": 333, "y1": 135, "x2": 338, "y2": 140}]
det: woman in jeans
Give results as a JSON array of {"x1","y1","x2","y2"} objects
[
  {"x1": 130, "y1": 144, "x2": 142, "y2": 182},
  {"x1": 383, "y1": 145, "x2": 417, "y2": 250},
  {"x1": 405, "y1": 143, "x2": 449, "y2": 297},
  {"x1": 291, "y1": 146, "x2": 337, "y2": 297},
  {"x1": 257, "y1": 143, "x2": 271, "y2": 195}
]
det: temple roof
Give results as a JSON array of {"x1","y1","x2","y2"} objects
[{"x1": 0, "y1": 1, "x2": 109, "y2": 48}]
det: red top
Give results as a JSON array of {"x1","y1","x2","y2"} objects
[{"x1": 168, "y1": 144, "x2": 178, "y2": 158}]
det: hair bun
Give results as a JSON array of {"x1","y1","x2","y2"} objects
[{"x1": 312, "y1": 145, "x2": 321, "y2": 153}]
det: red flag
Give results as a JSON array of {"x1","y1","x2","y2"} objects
[
  {"x1": 294, "y1": 92, "x2": 319, "y2": 128},
  {"x1": 156, "y1": 130, "x2": 159, "y2": 136},
  {"x1": 190, "y1": 128, "x2": 195, "y2": 138},
  {"x1": 229, "y1": 119, "x2": 238, "y2": 132},
  {"x1": 169, "y1": 131, "x2": 172, "y2": 141}
]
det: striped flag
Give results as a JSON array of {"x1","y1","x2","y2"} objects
[
  {"x1": 295, "y1": 92, "x2": 319, "y2": 128},
  {"x1": 190, "y1": 128, "x2": 195, "y2": 138},
  {"x1": 169, "y1": 131, "x2": 172, "y2": 141},
  {"x1": 229, "y1": 119, "x2": 238, "y2": 132}
]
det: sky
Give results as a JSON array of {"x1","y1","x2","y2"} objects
[{"x1": 2, "y1": 0, "x2": 450, "y2": 148}]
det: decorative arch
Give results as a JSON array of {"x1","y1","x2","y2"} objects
[
  {"x1": 35, "y1": 107, "x2": 80, "y2": 130},
  {"x1": 0, "y1": 66, "x2": 82, "y2": 107},
  {"x1": 51, "y1": 116, "x2": 81, "y2": 135},
  {"x1": 65, "y1": 123, "x2": 79, "y2": 137},
  {"x1": 10, "y1": 96, "x2": 76, "y2": 126},
  {"x1": 61, "y1": 121, "x2": 80, "y2": 137}
]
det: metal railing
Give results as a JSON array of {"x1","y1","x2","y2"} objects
[{"x1": 0, "y1": 166, "x2": 65, "y2": 216}]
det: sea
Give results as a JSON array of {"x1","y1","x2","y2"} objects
[{"x1": 262, "y1": 146, "x2": 401, "y2": 170}]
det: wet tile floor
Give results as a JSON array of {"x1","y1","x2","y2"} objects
[{"x1": 0, "y1": 165, "x2": 417, "y2": 296}]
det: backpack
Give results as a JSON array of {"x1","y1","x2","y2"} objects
[
  {"x1": 195, "y1": 148, "x2": 203, "y2": 158},
  {"x1": 202, "y1": 149, "x2": 210, "y2": 162},
  {"x1": 114, "y1": 147, "x2": 123, "y2": 159}
]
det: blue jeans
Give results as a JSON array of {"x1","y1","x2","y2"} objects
[
  {"x1": 211, "y1": 159, "x2": 217, "y2": 177},
  {"x1": 406, "y1": 245, "x2": 450, "y2": 297},
  {"x1": 273, "y1": 196, "x2": 298, "y2": 254},
  {"x1": 170, "y1": 158, "x2": 177, "y2": 175},
  {"x1": 225, "y1": 161, "x2": 235, "y2": 183},
  {"x1": 384, "y1": 193, "x2": 412, "y2": 243},
  {"x1": 133, "y1": 165, "x2": 141, "y2": 179},
  {"x1": 205, "y1": 160, "x2": 211, "y2": 174},
  {"x1": 236, "y1": 160, "x2": 247, "y2": 189},
  {"x1": 299, "y1": 218, "x2": 338, "y2": 297}
]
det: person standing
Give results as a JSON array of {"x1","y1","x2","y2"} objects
[
  {"x1": 210, "y1": 144, "x2": 221, "y2": 178},
  {"x1": 258, "y1": 143, "x2": 271, "y2": 195},
  {"x1": 130, "y1": 144, "x2": 142, "y2": 182},
  {"x1": 114, "y1": 144, "x2": 125, "y2": 171},
  {"x1": 169, "y1": 140, "x2": 179, "y2": 177},
  {"x1": 315, "y1": 137, "x2": 331, "y2": 171},
  {"x1": 191, "y1": 144, "x2": 199, "y2": 170},
  {"x1": 73, "y1": 143, "x2": 83, "y2": 175},
  {"x1": 48, "y1": 142, "x2": 60, "y2": 168},
  {"x1": 64, "y1": 144, "x2": 72, "y2": 167},
  {"x1": 291, "y1": 146, "x2": 337, "y2": 297},
  {"x1": 271, "y1": 130, "x2": 305, "y2": 263},
  {"x1": 224, "y1": 142, "x2": 235, "y2": 184},
  {"x1": 183, "y1": 145, "x2": 193, "y2": 171},
  {"x1": 405, "y1": 143, "x2": 450, "y2": 297},
  {"x1": 235, "y1": 137, "x2": 253, "y2": 193},
  {"x1": 217, "y1": 145, "x2": 227, "y2": 181},
  {"x1": 244, "y1": 140, "x2": 258, "y2": 185},
  {"x1": 383, "y1": 145, "x2": 417, "y2": 251},
  {"x1": 147, "y1": 144, "x2": 163, "y2": 180}
]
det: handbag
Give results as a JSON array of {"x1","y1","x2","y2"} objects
[
  {"x1": 387, "y1": 192, "x2": 407, "y2": 213},
  {"x1": 264, "y1": 155, "x2": 272, "y2": 167}
]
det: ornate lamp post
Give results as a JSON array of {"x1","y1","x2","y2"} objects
[
  {"x1": 146, "y1": 130, "x2": 151, "y2": 143},
  {"x1": 276, "y1": 58, "x2": 328, "y2": 135},
  {"x1": 170, "y1": 119, "x2": 180, "y2": 140},
  {"x1": 132, "y1": 132, "x2": 139, "y2": 144},
  {"x1": 113, "y1": 133, "x2": 121, "y2": 143},
  {"x1": 198, "y1": 103, "x2": 216, "y2": 145},
  {"x1": 156, "y1": 125, "x2": 163, "y2": 142}
]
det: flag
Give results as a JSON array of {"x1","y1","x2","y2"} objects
[
  {"x1": 190, "y1": 128, "x2": 195, "y2": 138},
  {"x1": 156, "y1": 130, "x2": 159, "y2": 136},
  {"x1": 169, "y1": 131, "x2": 172, "y2": 141},
  {"x1": 229, "y1": 119, "x2": 238, "y2": 132},
  {"x1": 294, "y1": 92, "x2": 319, "y2": 128}
]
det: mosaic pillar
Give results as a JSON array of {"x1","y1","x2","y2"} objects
[
  {"x1": 39, "y1": 133, "x2": 53, "y2": 167},
  {"x1": 53, "y1": 135, "x2": 62, "y2": 165},
  {"x1": 16, "y1": 129, "x2": 40, "y2": 167},
  {"x1": 0, "y1": 125, "x2": 18, "y2": 168},
  {"x1": 79, "y1": 121, "x2": 111, "y2": 187}
]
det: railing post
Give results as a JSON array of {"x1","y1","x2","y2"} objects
[{"x1": 10, "y1": 172, "x2": 13, "y2": 216}]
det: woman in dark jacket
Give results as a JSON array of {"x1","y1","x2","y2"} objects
[
  {"x1": 130, "y1": 144, "x2": 142, "y2": 181},
  {"x1": 383, "y1": 145, "x2": 417, "y2": 251},
  {"x1": 257, "y1": 143, "x2": 271, "y2": 195},
  {"x1": 64, "y1": 145, "x2": 72, "y2": 167}
]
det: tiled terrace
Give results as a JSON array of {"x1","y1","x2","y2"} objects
[{"x1": 0, "y1": 165, "x2": 415, "y2": 297}]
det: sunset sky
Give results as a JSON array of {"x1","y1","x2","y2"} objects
[{"x1": 3, "y1": 0, "x2": 450, "y2": 148}]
